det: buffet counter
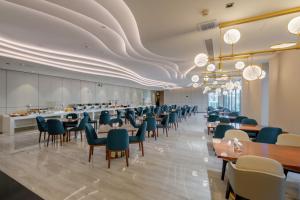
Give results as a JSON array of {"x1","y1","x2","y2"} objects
[{"x1": 1, "y1": 106, "x2": 148, "y2": 135}]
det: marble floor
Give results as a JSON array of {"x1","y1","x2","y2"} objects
[{"x1": 0, "y1": 114, "x2": 300, "y2": 200}]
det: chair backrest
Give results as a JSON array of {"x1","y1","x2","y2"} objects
[
  {"x1": 219, "y1": 117, "x2": 230, "y2": 123},
  {"x1": 161, "y1": 115, "x2": 169, "y2": 127},
  {"x1": 77, "y1": 116, "x2": 89, "y2": 129},
  {"x1": 276, "y1": 134, "x2": 300, "y2": 147},
  {"x1": 207, "y1": 115, "x2": 219, "y2": 122},
  {"x1": 169, "y1": 112, "x2": 177, "y2": 123},
  {"x1": 224, "y1": 129, "x2": 250, "y2": 141},
  {"x1": 85, "y1": 123, "x2": 98, "y2": 145},
  {"x1": 234, "y1": 116, "x2": 248, "y2": 123},
  {"x1": 136, "y1": 122, "x2": 147, "y2": 141},
  {"x1": 107, "y1": 129, "x2": 129, "y2": 150},
  {"x1": 36, "y1": 116, "x2": 48, "y2": 132},
  {"x1": 241, "y1": 118, "x2": 258, "y2": 125},
  {"x1": 47, "y1": 119, "x2": 65, "y2": 135},
  {"x1": 256, "y1": 127, "x2": 282, "y2": 144},
  {"x1": 214, "y1": 124, "x2": 234, "y2": 139},
  {"x1": 83, "y1": 112, "x2": 92, "y2": 121},
  {"x1": 228, "y1": 155, "x2": 285, "y2": 200},
  {"x1": 128, "y1": 114, "x2": 137, "y2": 127},
  {"x1": 109, "y1": 118, "x2": 123, "y2": 127},
  {"x1": 99, "y1": 111, "x2": 111, "y2": 125},
  {"x1": 228, "y1": 111, "x2": 239, "y2": 117},
  {"x1": 66, "y1": 113, "x2": 78, "y2": 119},
  {"x1": 146, "y1": 117, "x2": 157, "y2": 131}
]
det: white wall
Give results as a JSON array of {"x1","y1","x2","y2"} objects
[
  {"x1": 164, "y1": 87, "x2": 208, "y2": 112},
  {"x1": 0, "y1": 69, "x2": 153, "y2": 114}
]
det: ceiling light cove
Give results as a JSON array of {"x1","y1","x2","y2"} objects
[{"x1": 0, "y1": 0, "x2": 184, "y2": 88}]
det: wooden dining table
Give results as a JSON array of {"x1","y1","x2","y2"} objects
[
  {"x1": 213, "y1": 139, "x2": 300, "y2": 180},
  {"x1": 207, "y1": 122, "x2": 263, "y2": 135}
]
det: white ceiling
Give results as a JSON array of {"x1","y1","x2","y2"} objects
[{"x1": 0, "y1": 0, "x2": 300, "y2": 88}]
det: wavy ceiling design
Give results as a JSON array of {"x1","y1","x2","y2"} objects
[{"x1": 0, "y1": 0, "x2": 187, "y2": 89}]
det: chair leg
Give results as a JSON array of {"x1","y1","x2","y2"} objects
[
  {"x1": 141, "y1": 142, "x2": 144, "y2": 156},
  {"x1": 88, "y1": 145, "x2": 93, "y2": 162},
  {"x1": 154, "y1": 130, "x2": 157, "y2": 140},
  {"x1": 138, "y1": 142, "x2": 141, "y2": 150},
  {"x1": 39, "y1": 132, "x2": 42, "y2": 143},
  {"x1": 148, "y1": 131, "x2": 150, "y2": 138},
  {"x1": 166, "y1": 128, "x2": 168, "y2": 137},
  {"x1": 125, "y1": 149, "x2": 129, "y2": 167},
  {"x1": 225, "y1": 181, "x2": 232, "y2": 199},
  {"x1": 44, "y1": 132, "x2": 46, "y2": 141},
  {"x1": 80, "y1": 131, "x2": 83, "y2": 142},
  {"x1": 108, "y1": 150, "x2": 111, "y2": 168},
  {"x1": 60, "y1": 134, "x2": 63, "y2": 146},
  {"x1": 221, "y1": 160, "x2": 228, "y2": 180},
  {"x1": 47, "y1": 134, "x2": 50, "y2": 147}
]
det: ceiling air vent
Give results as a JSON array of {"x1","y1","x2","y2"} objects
[{"x1": 197, "y1": 20, "x2": 218, "y2": 31}]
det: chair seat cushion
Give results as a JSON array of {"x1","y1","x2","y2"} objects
[
  {"x1": 93, "y1": 138, "x2": 107, "y2": 145},
  {"x1": 129, "y1": 136, "x2": 140, "y2": 143}
]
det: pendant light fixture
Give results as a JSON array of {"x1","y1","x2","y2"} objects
[{"x1": 194, "y1": 53, "x2": 208, "y2": 67}]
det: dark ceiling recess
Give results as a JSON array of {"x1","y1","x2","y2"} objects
[{"x1": 225, "y1": 2, "x2": 234, "y2": 8}]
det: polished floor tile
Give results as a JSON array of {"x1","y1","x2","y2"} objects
[{"x1": 0, "y1": 114, "x2": 299, "y2": 200}]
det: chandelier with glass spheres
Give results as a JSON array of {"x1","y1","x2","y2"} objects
[{"x1": 191, "y1": 14, "x2": 300, "y2": 93}]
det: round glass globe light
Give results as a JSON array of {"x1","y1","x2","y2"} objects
[
  {"x1": 204, "y1": 86, "x2": 211, "y2": 91},
  {"x1": 213, "y1": 80, "x2": 218, "y2": 85},
  {"x1": 223, "y1": 90, "x2": 228, "y2": 95},
  {"x1": 192, "y1": 83, "x2": 199, "y2": 88},
  {"x1": 207, "y1": 64, "x2": 216, "y2": 72},
  {"x1": 223, "y1": 29, "x2": 241, "y2": 45},
  {"x1": 243, "y1": 65, "x2": 262, "y2": 81},
  {"x1": 259, "y1": 70, "x2": 266, "y2": 79},
  {"x1": 194, "y1": 53, "x2": 208, "y2": 67},
  {"x1": 216, "y1": 88, "x2": 221, "y2": 93},
  {"x1": 234, "y1": 81, "x2": 241, "y2": 87},
  {"x1": 235, "y1": 61, "x2": 245, "y2": 70},
  {"x1": 191, "y1": 74, "x2": 200, "y2": 82},
  {"x1": 288, "y1": 16, "x2": 300, "y2": 35}
]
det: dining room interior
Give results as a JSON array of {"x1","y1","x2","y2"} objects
[{"x1": 1, "y1": 0, "x2": 300, "y2": 200}]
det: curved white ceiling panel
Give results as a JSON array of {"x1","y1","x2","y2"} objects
[{"x1": 1, "y1": 0, "x2": 188, "y2": 88}]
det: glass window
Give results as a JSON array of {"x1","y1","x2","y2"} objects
[{"x1": 208, "y1": 92, "x2": 219, "y2": 109}]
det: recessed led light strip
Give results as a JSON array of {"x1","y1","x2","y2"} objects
[
  {"x1": 0, "y1": 51, "x2": 173, "y2": 88},
  {"x1": 0, "y1": 48, "x2": 176, "y2": 88},
  {"x1": 0, "y1": 38, "x2": 177, "y2": 86}
]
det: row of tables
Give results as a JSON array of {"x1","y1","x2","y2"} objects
[{"x1": 207, "y1": 115, "x2": 299, "y2": 179}]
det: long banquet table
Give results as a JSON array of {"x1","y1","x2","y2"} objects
[
  {"x1": 207, "y1": 122, "x2": 264, "y2": 135},
  {"x1": 1, "y1": 106, "x2": 149, "y2": 135}
]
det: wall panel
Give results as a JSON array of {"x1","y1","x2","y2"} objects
[
  {"x1": 38, "y1": 75, "x2": 62, "y2": 107},
  {"x1": 62, "y1": 79, "x2": 81, "y2": 105},
  {"x1": 80, "y1": 81, "x2": 96, "y2": 104},
  {"x1": 6, "y1": 71, "x2": 38, "y2": 113}
]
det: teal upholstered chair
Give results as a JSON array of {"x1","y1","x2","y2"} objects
[
  {"x1": 69, "y1": 116, "x2": 89, "y2": 141},
  {"x1": 214, "y1": 124, "x2": 234, "y2": 139},
  {"x1": 85, "y1": 123, "x2": 107, "y2": 162},
  {"x1": 207, "y1": 115, "x2": 219, "y2": 122},
  {"x1": 99, "y1": 111, "x2": 111, "y2": 126},
  {"x1": 234, "y1": 116, "x2": 248, "y2": 123},
  {"x1": 36, "y1": 116, "x2": 48, "y2": 143},
  {"x1": 83, "y1": 112, "x2": 98, "y2": 130},
  {"x1": 109, "y1": 118, "x2": 123, "y2": 127},
  {"x1": 219, "y1": 117, "x2": 230, "y2": 124},
  {"x1": 256, "y1": 127, "x2": 282, "y2": 144},
  {"x1": 128, "y1": 114, "x2": 141, "y2": 128},
  {"x1": 129, "y1": 122, "x2": 147, "y2": 156},
  {"x1": 241, "y1": 118, "x2": 258, "y2": 138},
  {"x1": 228, "y1": 111, "x2": 239, "y2": 117},
  {"x1": 64, "y1": 113, "x2": 78, "y2": 128},
  {"x1": 106, "y1": 129, "x2": 129, "y2": 168},
  {"x1": 169, "y1": 112, "x2": 178, "y2": 130},
  {"x1": 157, "y1": 114, "x2": 170, "y2": 137},
  {"x1": 146, "y1": 116, "x2": 157, "y2": 140},
  {"x1": 46, "y1": 119, "x2": 65, "y2": 146}
]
